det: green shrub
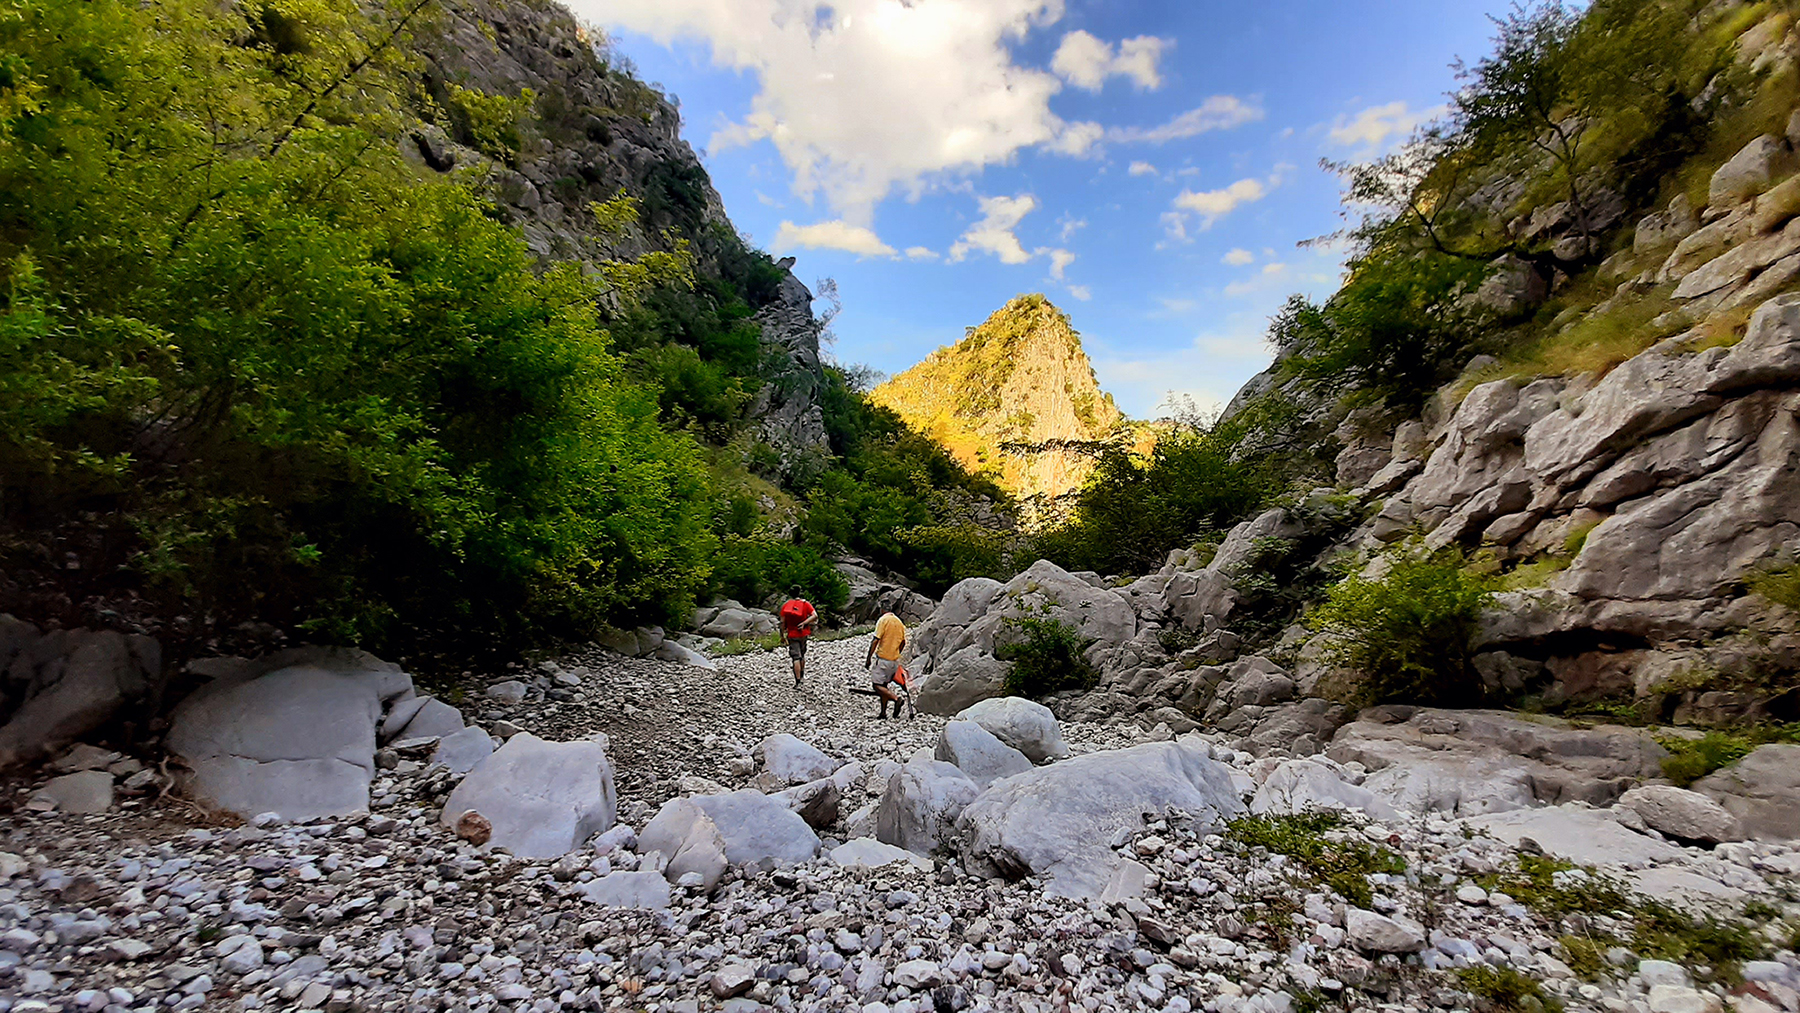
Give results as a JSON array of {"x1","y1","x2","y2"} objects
[
  {"x1": 708, "y1": 537, "x2": 849, "y2": 612},
  {"x1": 1658, "y1": 731, "x2": 1755, "y2": 787},
  {"x1": 0, "y1": 0, "x2": 724, "y2": 651},
  {"x1": 1030, "y1": 423, "x2": 1269, "y2": 576},
  {"x1": 1458, "y1": 965, "x2": 1563, "y2": 1013},
  {"x1": 996, "y1": 615, "x2": 1098, "y2": 698},
  {"x1": 1747, "y1": 561, "x2": 1800, "y2": 611},
  {"x1": 1310, "y1": 550, "x2": 1493, "y2": 706},
  {"x1": 1224, "y1": 810, "x2": 1405, "y2": 907}
]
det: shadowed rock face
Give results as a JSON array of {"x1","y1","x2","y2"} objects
[{"x1": 412, "y1": 0, "x2": 829, "y2": 469}]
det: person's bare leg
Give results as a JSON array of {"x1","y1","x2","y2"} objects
[{"x1": 875, "y1": 684, "x2": 899, "y2": 717}]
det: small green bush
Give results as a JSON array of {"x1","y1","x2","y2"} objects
[
  {"x1": 1224, "y1": 810, "x2": 1405, "y2": 907},
  {"x1": 1747, "y1": 562, "x2": 1800, "y2": 612},
  {"x1": 996, "y1": 615, "x2": 1098, "y2": 699},
  {"x1": 1458, "y1": 965, "x2": 1563, "y2": 1013},
  {"x1": 1310, "y1": 550, "x2": 1493, "y2": 706},
  {"x1": 1658, "y1": 731, "x2": 1754, "y2": 787}
]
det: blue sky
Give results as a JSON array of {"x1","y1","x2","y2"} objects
[{"x1": 570, "y1": 0, "x2": 1505, "y2": 417}]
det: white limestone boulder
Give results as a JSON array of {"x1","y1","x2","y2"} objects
[
  {"x1": 958, "y1": 739, "x2": 1243, "y2": 900},
  {"x1": 439, "y1": 732, "x2": 616, "y2": 859},
  {"x1": 875, "y1": 757, "x2": 980, "y2": 855},
  {"x1": 956, "y1": 697, "x2": 1069, "y2": 763},
  {"x1": 933, "y1": 720, "x2": 1031, "y2": 789}
]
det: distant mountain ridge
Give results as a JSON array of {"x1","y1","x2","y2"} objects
[{"x1": 871, "y1": 295, "x2": 1126, "y2": 511}]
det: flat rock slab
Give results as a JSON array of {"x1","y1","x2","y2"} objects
[
  {"x1": 933, "y1": 720, "x2": 1030, "y2": 789},
  {"x1": 580, "y1": 870, "x2": 671, "y2": 910},
  {"x1": 829, "y1": 838, "x2": 931, "y2": 871},
  {"x1": 430, "y1": 726, "x2": 495, "y2": 775},
  {"x1": 440, "y1": 732, "x2": 616, "y2": 859},
  {"x1": 753, "y1": 734, "x2": 840, "y2": 786},
  {"x1": 1693, "y1": 743, "x2": 1800, "y2": 842},
  {"x1": 32, "y1": 771, "x2": 113, "y2": 813},
  {"x1": 1462, "y1": 805, "x2": 1685, "y2": 867}
]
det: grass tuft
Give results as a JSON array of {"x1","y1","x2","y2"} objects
[{"x1": 1224, "y1": 810, "x2": 1405, "y2": 907}]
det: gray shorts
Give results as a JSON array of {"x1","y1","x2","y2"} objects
[
  {"x1": 787, "y1": 638, "x2": 808, "y2": 661},
  {"x1": 871, "y1": 658, "x2": 899, "y2": 687}
]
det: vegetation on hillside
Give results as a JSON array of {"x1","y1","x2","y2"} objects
[{"x1": 0, "y1": 0, "x2": 1005, "y2": 658}]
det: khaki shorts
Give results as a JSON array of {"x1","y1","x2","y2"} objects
[{"x1": 871, "y1": 657, "x2": 899, "y2": 687}]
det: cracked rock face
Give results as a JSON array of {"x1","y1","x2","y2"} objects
[{"x1": 166, "y1": 666, "x2": 390, "y2": 823}]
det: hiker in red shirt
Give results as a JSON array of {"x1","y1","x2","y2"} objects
[{"x1": 778, "y1": 592, "x2": 818, "y2": 688}]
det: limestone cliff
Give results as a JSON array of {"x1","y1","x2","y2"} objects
[
  {"x1": 409, "y1": 0, "x2": 828, "y2": 465},
  {"x1": 870, "y1": 295, "x2": 1125, "y2": 512}
]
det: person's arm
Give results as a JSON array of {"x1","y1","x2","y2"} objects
[
  {"x1": 803, "y1": 610, "x2": 818, "y2": 631},
  {"x1": 865, "y1": 635, "x2": 877, "y2": 668}
]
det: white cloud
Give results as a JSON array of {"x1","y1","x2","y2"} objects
[
  {"x1": 1067, "y1": 284, "x2": 1092, "y2": 301},
  {"x1": 1166, "y1": 177, "x2": 1271, "y2": 236},
  {"x1": 905, "y1": 246, "x2": 940, "y2": 261},
  {"x1": 1223, "y1": 261, "x2": 1287, "y2": 297},
  {"x1": 1040, "y1": 247, "x2": 1077, "y2": 279},
  {"x1": 1046, "y1": 119, "x2": 1105, "y2": 157},
  {"x1": 1157, "y1": 297, "x2": 1198, "y2": 315},
  {"x1": 1128, "y1": 160, "x2": 1157, "y2": 177},
  {"x1": 1158, "y1": 210, "x2": 1190, "y2": 246},
  {"x1": 588, "y1": 0, "x2": 1173, "y2": 220},
  {"x1": 1327, "y1": 100, "x2": 1444, "y2": 154},
  {"x1": 1223, "y1": 248, "x2": 1256, "y2": 266},
  {"x1": 1113, "y1": 37, "x2": 1168, "y2": 90},
  {"x1": 773, "y1": 219, "x2": 897, "y2": 257},
  {"x1": 1057, "y1": 214, "x2": 1087, "y2": 241},
  {"x1": 1108, "y1": 96, "x2": 1264, "y2": 144},
  {"x1": 949, "y1": 193, "x2": 1040, "y2": 265},
  {"x1": 1092, "y1": 321, "x2": 1275, "y2": 419},
  {"x1": 1052, "y1": 30, "x2": 1169, "y2": 91}
]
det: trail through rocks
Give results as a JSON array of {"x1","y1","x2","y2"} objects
[{"x1": 1, "y1": 641, "x2": 1797, "y2": 1013}]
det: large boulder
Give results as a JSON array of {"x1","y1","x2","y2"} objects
[
  {"x1": 168, "y1": 655, "x2": 413, "y2": 821},
  {"x1": 913, "y1": 647, "x2": 1010, "y2": 716},
  {"x1": 1463, "y1": 805, "x2": 1685, "y2": 868},
  {"x1": 439, "y1": 733, "x2": 616, "y2": 858},
  {"x1": 909, "y1": 563, "x2": 1136, "y2": 712},
  {"x1": 753, "y1": 733, "x2": 841, "y2": 786},
  {"x1": 381, "y1": 697, "x2": 465, "y2": 743},
  {"x1": 958, "y1": 739, "x2": 1243, "y2": 900},
  {"x1": 687, "y1": 790, "x2": 821, "y2": 866},
  {"x1": 956, "y1": 697, "x2": 1069, "y2": 763},
  {"x1": 1693, "y1": 743, "x2": 1800, "y2": 842},
  {"x1": 0, "y1": 625, "x2": 160, "y2": 770},
  {"x1": 875, "y1": 757, "x2": 980, "y2": 855},
  {"x1": 933, "y1": 721, "x2": 1031, "y2": 789},
  {"x1": 1617, "y1": 785, "x2": 1741, "y2": 844},
  {"x1": 696, "y1": 607, "x2": 776, "y2": 640},
  {"x1": 639, "y1": 798, "x2": 730, "y2": 891}
]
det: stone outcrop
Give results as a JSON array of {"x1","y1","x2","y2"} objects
[
  {"x1": 169, "y1": 648, "x2": 417, "y2": 822},
  {"x1": 908, "y1": 561, "x2": 1137, "y2": 714},
  {"x1": 1325, "y1": 708, "x2": 1669, "y2": 811},
  {"x1": 0, "y1": 620, "x2": 160, "y2": 770},
  {"x1": 1693, "y1": 743, "x2": 1800, "y2": 842},
  {"x1": 412, "y1": 0, "x2": 829, "y2": 468}
]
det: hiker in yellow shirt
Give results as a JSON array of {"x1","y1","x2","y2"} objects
[{"x1": 863, "y1": 611, "x2": 908, "y2": 720}]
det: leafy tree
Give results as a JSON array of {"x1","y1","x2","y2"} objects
[
  {"x1": 1310, "y1": 551, "x2": 1494, "y2": 707},
  {"x1": 1031, "y1": 423, "x2": 1269, "y2": 576},
  {"x1": 0, "y1": 0, "x2": 717, "y2": 651}
]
